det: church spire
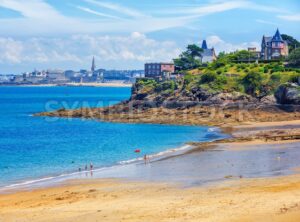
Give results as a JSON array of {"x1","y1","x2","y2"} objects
[
  {"x1": 91, "y1": 56, "x2": 96, "y2": 72},
  {"x1": 201, "y1": 40, "x2": 208, "y2": 49}
]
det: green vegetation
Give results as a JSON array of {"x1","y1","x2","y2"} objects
[
  {"x1": 136, "y1": 78, "x2": 178, "y2": 95},
  {"x1": 138, "y1": 41, "x2": 300, "y2": 100},
  {"x1": 137, "y1": 59, "x2": 300, "y2": 99},
  {"x1": 173, "y1": 44, "x2": 203, "y2": 70},
  {"x1": 282, "y1": 34, "x2": 300, "y2": 53},
  {"x1": 288, "y1": 48, "x2": 300, "y2": 67}
]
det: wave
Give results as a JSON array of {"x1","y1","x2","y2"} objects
[
  {"x1": 118, "y1": 144, "x2": 192, "y2": 165},
  {"x1": 208, "y1": 127, "x2": 220, "y2": 132}
]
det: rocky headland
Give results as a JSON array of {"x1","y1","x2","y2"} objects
[{"x1": 36, "y1": 79, "x2": 300, "y2": 127}]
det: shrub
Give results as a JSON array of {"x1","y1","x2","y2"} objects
[
  {"x1": 183, "y1": 74, "x2": 194, "y2": 86},
  {"x1": 155, "y1": 81, "x2": 177, "y2": 92},
  {"x1": 215, "y1": 75, "x2": 227, "y2": 86},
  {"x1": 270, "y1": 73, "x2": 281, "y2": 82},
  {"x1": 288, "y1": 73, "x2": 300, "y2": 83},
  {"x1": 258, "y1": 67, "x2": 264, "y2": 73},
  {"x1": 242, "y1": 71, "x2": 264, "y2": 96},
  {"x1": 137, "y1": 78, "x2": 157, "y2": 86},
  {"x1": 267, "y1": 73, "x2": 282, "y2": 92},
  {"x1": 200, "y1": 72, "x2": 217, "y2": 84}
]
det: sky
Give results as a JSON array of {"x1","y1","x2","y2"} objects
[{"x1": 0, "y1": 0, "x2": 299, "y2": 74}]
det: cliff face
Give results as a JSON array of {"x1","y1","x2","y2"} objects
[{"x1": 130, "y1": 82, "x2": 269, "y2": 110}]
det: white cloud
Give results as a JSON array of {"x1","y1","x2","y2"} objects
[
  {"x1": 0, "y1": 0, "x2": 290, "y2": 36},
  {"x1": 161, "y1": 1, "x2": 248, "y2": 16},
  {"x1": 75, "y1": 6, "x2": 121, "y2": 20},
  {"x1": 255, "y1": 19, "x2": 280, "y2": 26},
  {"x1": 278, "y1": 14, "x2": 300, "y2": 21},
  {"x1": 157, "y1": 0, "x2": 286, "y2": 16},
  {"x1": 206, "y1": 35, "x2": 260, "y2": 53},
  {"x1": 0, "y1": 0, "x2": 62, "y2": 19},
  {"x1": 0, "y1": 33, "x2": 181, "y2": 71},
  {"x1": 0, "y1": 38, "x2": 23, "y2": 63},
  {"x1": 84, "y1": 0, "x2": 146, "y2": 18}
]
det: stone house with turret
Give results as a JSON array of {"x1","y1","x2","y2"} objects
[{"x1": 261, "y1": 29, "x2": 289, "y2": 60}]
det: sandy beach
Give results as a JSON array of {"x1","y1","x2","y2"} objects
[
  {"x1": 1, "y1": 174, "x2": 300, "y2": 222},
  {"x1": 63, "y1": 82, "x2": 132, "y2": 87},
  {"x1": 1, "y1": 120, "x2": 300, "y2": 221}
]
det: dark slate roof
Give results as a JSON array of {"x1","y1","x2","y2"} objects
[
  {"x1": 201, "y1": 40, "x2": 208, "y2": 49},
  {"x1": 201, "y1": 48, "x2": 214, "y2": 57},
  {"x1": 263, "y1": 36, "x2": 272, "y2": 43},
  {"x1": 272, "y1": 29, "x2": 283, "y2": 42}
]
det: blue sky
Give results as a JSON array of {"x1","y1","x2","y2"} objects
[{"x1": 0, "y1": 0, "x2": 299, "y2": 73}]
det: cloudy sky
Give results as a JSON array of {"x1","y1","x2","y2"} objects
[{"x1": 0, "y1": 0, "x2": 299, "y2": 73}]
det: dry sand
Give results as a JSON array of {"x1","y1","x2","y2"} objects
[{"x1": 1, "y1": 175, "x2": 300, "y2": 222}]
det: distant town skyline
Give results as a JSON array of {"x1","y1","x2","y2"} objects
[{"x1": 0, "y1": 0, "x2": 299, "y2": 73}]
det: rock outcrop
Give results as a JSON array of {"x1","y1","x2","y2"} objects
[
  {"x1": 130, "y1": 83, "x2": 268, "y2": 109},
  {"x1": 275, "y1": 83, "x2": 300, "y2": 105}
]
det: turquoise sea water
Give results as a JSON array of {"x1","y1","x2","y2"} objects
[{"x1": 0, "y1": 86, "x2": 225, "y2": 187}]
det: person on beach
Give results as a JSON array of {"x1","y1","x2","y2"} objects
[
  {"x1": 144, "y1": 155, "x2": 148, "y2": 164},
  {"x1": 85, "y1": 164, "x2": 88, "y2": 171},
  {"x1": 90, "y1": 162, "x2": 93, "y2": 171}
]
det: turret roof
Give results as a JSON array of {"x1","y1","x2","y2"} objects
[
  {"x1": 201, "y1": 40, "x2": 208, "y2": 49},
  {"x1": 272, "y1": 28, "x2": 283, "y2": 42}
]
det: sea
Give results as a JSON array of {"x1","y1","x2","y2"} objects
[{"x1": 0, "y1": 86, "x2": 226, "y2": 189}]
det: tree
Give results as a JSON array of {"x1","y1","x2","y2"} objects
[
  {"x1": 186, "y1": 44, "x2": 203, "y2": 58},
  {"x1": 282, "y1": 34, "x2": 300, "y2": 53},
  {"x1": 234, "y1": 50, "x2": 257, "y2": 62},
  {"x1": 288, "y1": 48, "x2": 300, "y2": 66},
  {"x1": 213, "y1": 50, "x2": 256, "y2": 66},
  {"x1": 173, "y1": 44, "x2": 203, "y2": 70}
]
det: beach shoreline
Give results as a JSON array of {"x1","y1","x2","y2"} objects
[
  {"x1": 1, "y1": 120, "x2": 300, "y2": 221},
  {"x1": 1, "y1": 120, "x2": 300, "y2": 192}
]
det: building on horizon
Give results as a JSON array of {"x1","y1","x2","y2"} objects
[
  {"x1": 261, "y1": 28, "x2": 289, "y2": 60},
  {"x1": 46, "y1": 69, "x2": 68, "y2": 83},
  {"x1": 200, "y1": 40, "x2": 217, "y2": 63},
  {"x1": 144, "y1": 63, "x2": 175, "y2": 78}
]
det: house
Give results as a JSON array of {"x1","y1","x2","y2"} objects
[
  {"x1": 261, "y1": 29, "x2": 289, "y2": 60},
  {"x1": 144, "y1": 63, "x2": 175, "y2": 78},
  {"x1": 200, "y1": 40, "x2": 217, "y2": 63},
  {"x1": 247, "y1": 47, "x2": 261, "y2": 59}
]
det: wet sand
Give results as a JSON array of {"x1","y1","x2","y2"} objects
[{"x1": 1, "y1": 121, "x2": 300, "y2": 221}]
